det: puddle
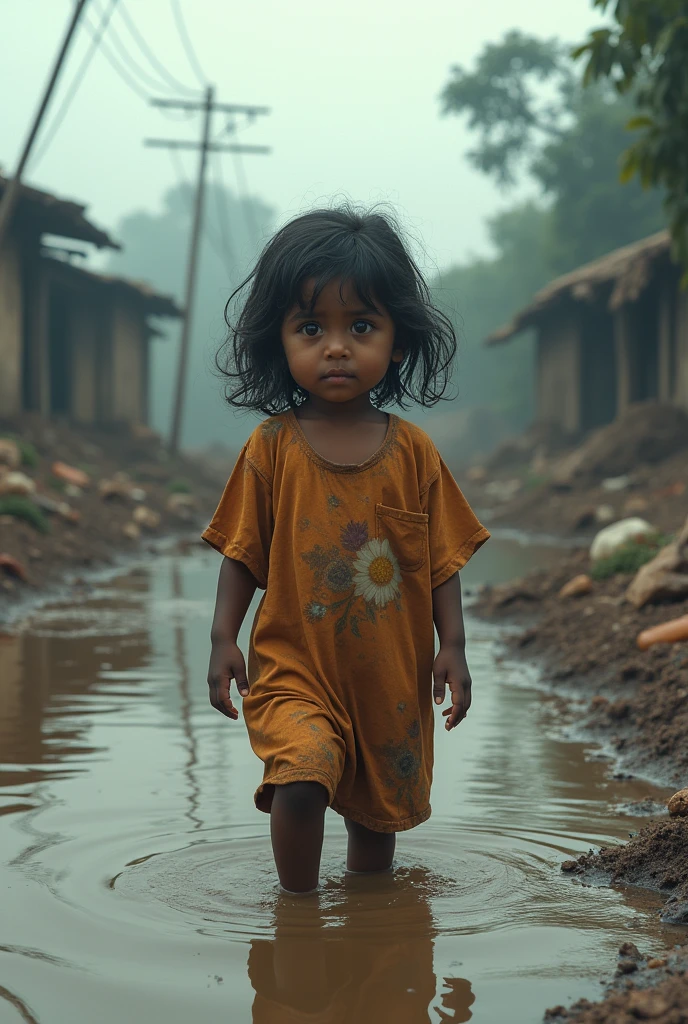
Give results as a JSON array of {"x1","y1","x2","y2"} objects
[{"x1": 0, "y1": 539, "x2": 685, "y2": 1024}]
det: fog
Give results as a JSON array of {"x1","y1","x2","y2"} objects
[{"x1": 2, "y1": 1, "x2": 606, "y2": 450}]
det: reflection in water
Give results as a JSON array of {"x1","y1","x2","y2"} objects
[
  {"x1": 0, "y1": 545, "x2": 686, "y2": 1024},
  {"x1": 249, "y1": 872, "x2": 474, "y2": 1024}
]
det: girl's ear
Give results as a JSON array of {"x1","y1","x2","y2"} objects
[{"x1": 391, "y1": 346, "x2": 404, "y2": 364}]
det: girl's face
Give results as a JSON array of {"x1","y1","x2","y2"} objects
[{"x1": 281, "y1": 278, "x2": 403, "y2": 405}]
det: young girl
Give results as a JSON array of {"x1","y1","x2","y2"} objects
[{"x1": 203, "y1": 206, "x2": 489, "y2": 894}]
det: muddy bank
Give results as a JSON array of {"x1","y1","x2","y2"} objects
[
  {"x1": 463, "y1": 402, "x2": 688, "y2": 539},
  {"x1": 562, "y1": 817, "x2": 688, "y2": 926},
  {"x1": 0, "y1": 415, "x2": 231, "y2": 623},
  {"x1": 475, "y1": 547, "x2": 688, "y2": 788},
  {"x1": 545, "y1": 943, "x2": 688, "y2": 1023}
]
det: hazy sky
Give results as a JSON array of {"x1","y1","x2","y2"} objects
[{"x1": 3, "y1": 0, "x2": 602, "y2": 273}]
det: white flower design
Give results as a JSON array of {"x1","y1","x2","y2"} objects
[{"x1": 353, "y1": 538, "x2": 401, "y2": 608}]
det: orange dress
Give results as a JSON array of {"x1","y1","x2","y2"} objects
[{"x1": 202, "y1": 410, "x2": 489, "y2": 832}]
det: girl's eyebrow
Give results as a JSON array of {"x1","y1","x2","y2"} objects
[{"x1": 288, "y1": 305, "x2": 382, "y2": 322}]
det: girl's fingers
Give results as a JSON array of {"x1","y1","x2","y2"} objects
[{"x1": 432, "y1": 669, "x2": 446, "y2": 705}]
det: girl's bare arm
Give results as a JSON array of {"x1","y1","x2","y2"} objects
[
  {"x1": 207, "y1": 557, "x2": 258, "y2": 719},
  {"x1": 432, "y1": 572, "x2": 472, "y2": 731}
]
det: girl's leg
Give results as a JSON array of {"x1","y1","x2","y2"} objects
[
  {"x1": 345, "y1": 818, "x2": 395, "y2": 873},
  {"x1": 270, "y1": 781, "x2": 328, "y2": 892}
]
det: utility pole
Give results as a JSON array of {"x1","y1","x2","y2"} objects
[
  {"x1": 145, "y1": 91, "x2": 270, "y2": 455},
  {"x1": 0, "y1": 0, "x2": 89, "y2": 253}
]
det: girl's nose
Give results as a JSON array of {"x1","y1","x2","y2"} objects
[{"x1": 324, "y1": 334, "x2": 350, "y2": 357}]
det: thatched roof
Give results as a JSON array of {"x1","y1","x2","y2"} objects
[
  {"x1": 44, "y1": 257, "x2": 183, "y2": 318},
  {"x1": 0, "y1": 174, "x2": 119, "y2": 250},
  {"x1": 485, "y1": 230, "x2": 672, "y2": 346}
]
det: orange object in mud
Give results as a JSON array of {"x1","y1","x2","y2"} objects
[
  {"x1": 51, "y1": 461, "x2": 90, "y2": 489},
  {"x1": 637, "y1": 614, "x2": 688, "y2": 650}
]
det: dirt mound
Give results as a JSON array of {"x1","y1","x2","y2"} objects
[
  {"x1": 485, "y1": 419, "x2": 573, "y2": 472},
  {"x1": 552, "y1": 402, "x2": 688, "y2": 482},
  {"x1": 565, "y1": 819, "x2": 688, "y2": 911},
  {"x1": 545, "y1": 945, "x2": 688, "y2": 1023}
]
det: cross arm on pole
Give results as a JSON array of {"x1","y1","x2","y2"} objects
[
  {"x1": 144, "y1": 139, "x2": 271, "y2": 154},
  {"x1": 150, "y1": 98, "x2": 270, "y2": 116}
]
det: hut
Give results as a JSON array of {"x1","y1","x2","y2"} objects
[
  {"x1": 0, "y1": 175, "x2": 182, "y2": 426},
  {"x1": 485, "y1": 231, "x2": 688, "y2": 435}
]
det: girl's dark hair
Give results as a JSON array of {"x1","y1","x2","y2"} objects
[{"x1": 216, "y1": 204, "x2": 457, "y2": 413}]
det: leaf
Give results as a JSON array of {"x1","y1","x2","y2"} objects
[
  {"x1": 625, "y1": 115, "x2": 654, "y2": 130},
  {"x1": 350, "y1": 615, "x2": 361, "y2": 638},
  {"x1": 335, "y1": 615, "x2": 348, "y2": 635}
]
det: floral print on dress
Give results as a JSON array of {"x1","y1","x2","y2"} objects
[
  {"x1": 301, "y1": 518, "x2": 402, "y2": 637},
  {"x1": 260, "y1": 418, "x2": 284, "y2": 438}
]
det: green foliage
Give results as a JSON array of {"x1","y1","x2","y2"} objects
[
  {"x1": 167, "y1": 478, "x2": 191, "y2": 494},
  {"x1": 590, "y1": 535, "x2": 668, "y2": 580},
  {"x1": 574, "y1": 1, "x2": 688, "y2": 274},
  {"x1": 18, "y1": 441, "x2": 39, "y2": 469},
  {"x1": 441, "y1": 31, "x2": 664, "y2": 274},
  {"x1": 0, "y1": 496, "x2": 49, "y2": 533},
  {"x1": 0, "y1": 436, "x2": 40, "y2": 469}
]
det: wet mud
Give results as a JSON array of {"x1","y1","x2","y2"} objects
[{"x1": 1, "y1": 540, "x2": 687, "y2": 1024}]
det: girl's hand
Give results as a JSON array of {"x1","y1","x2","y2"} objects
[
  {"x1": 207, "y1": 640, "x2": 249, "y2": 720},
  {"x1": 433, "y1": 644, "x2": 472, "y2": 731}
]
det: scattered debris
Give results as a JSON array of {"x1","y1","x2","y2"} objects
[
  {"x1": 0, "y1": 553, "x2": 28, "y2": 582},
  {"x1": 602, "y1": 474, "x2": 631, "y2": 492},
  {"x1": 559, "y1": 574, "x2": 593, "y2": 599},
  {"x1": 590, "y1": 518, "x2": 656, "y2": 561},
  {"x1": 166, "y1": 492, "x2": 197, "y2": 521},
  {"x1": 0, "y1": 439, "x2": 21, "y2": 469},
  {"x1": 0, "y1": 471, "x2": 37, "y2": 497},
  {"x1": 132, "y1": 506, "x2": 161, "y2": 530},
  {"x1": 637, "y1": 613, "x2": 688, "y2": 650},
  {"x1": 594, "y1": 504, "x2": 616, "y2": 525},
  {"x1": 122, "y1": 522, "x2": 141, "y2": 541},
  {"x1": 668, "y1": 789, "x2": 688, "y2": 818},
  {"x1": 623, "y1": 495, "x2": 649, "y2": 515},
  {"x1": 626, "y1": 515, "x2": 688, "y2": 608},
  {"x1": 51, "y1": 461, "x2": 90, "y2": 489}
]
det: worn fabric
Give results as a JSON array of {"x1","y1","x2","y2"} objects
[{"x1": 202, "y1": 409, "x2": 489, "y2": 832}]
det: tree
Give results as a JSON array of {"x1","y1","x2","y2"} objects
[
  {"x1": 440, "y1": 31, "x2": 664, "y2": 273},
  {"x1": 574, "y1": 1, "x2": 688, "y2": 273},
  {"x1": 106, "y1": 182, "x2": 274, "y2": 450}
]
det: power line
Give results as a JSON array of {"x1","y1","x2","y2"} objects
[
  {"x1": 88, "y1": 0, "x2": 179, "y2": 96},
  {"x1": 115, "y1": 1, "x2": 198, "y2": 97},
  {"x1": 31, "y1": 0, "x2": 119, "y2": 169},
  {"x1": 170, "y1": 0, "x2": 207, "y2": 88},
  {"x1": 145, "y1": 89, "x2": 270, "y2": 453},
  {"x1": 80, "y1": 12, "x2": 150, "y2": 101}
]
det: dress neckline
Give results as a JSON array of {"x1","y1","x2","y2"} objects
[{"x1": 286, "y1": 408, "x2": 398, "y2": 474}]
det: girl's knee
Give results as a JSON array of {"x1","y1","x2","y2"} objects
[{"x1": 273, "y1": 781, "x2": 328, "y2": 820}]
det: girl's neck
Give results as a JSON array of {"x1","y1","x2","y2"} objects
[{"x1": 295, "y1": 393, "x2": 385, "y2": 424}]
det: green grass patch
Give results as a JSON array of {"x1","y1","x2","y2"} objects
[
  {"x1": 167, "y1": 478, "x2": 191, "y2": 494},
  {"x1": 0, "y1": 495, "x2": 50, "y2": 533},
  {"x1": 0, "y1": 435, "x2": 40, "y2": 469},
  {"x1": 591, "y1": 534, "x2": 669, "y2": 581}
]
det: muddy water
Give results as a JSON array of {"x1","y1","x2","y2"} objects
[{"x1": 1, "y1": 539, "x2": 685, "y2": 1024}]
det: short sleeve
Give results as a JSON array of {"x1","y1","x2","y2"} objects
[
  {"x1": 423, "y1": 456, "x2": 489, "y2": 588},
  {"x1": 201, "y1": 445, "x2": 273, "y2": 589}
]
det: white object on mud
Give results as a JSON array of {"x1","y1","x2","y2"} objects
[
  {"x1": 595, "y1": 504, "x2": 616, "y2": 525},
  {"x1": 602, "y1": 474, "x2": 631, "y2": 492},
  {"x1": 590, "y1": 518, "x2": 655, "y2": 562}
]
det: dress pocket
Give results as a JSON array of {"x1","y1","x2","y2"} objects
[{"x1": 375, "y1": 504, "x2": 429, "y2": 572}]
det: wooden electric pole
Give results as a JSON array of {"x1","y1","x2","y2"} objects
[
  {"x1": 0, "y1": 0, "x2": 89, "y2": 253},
  {"x1": 145, "y1": 91, "x2": 270, "y2": 455}
]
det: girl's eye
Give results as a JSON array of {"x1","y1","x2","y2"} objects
[
  {"x1": 299, "y1": 322, "x2": 321, "y2": 337},
  {"x1": 352, "y1": 320, "x2": 373, "y2": 335}
]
